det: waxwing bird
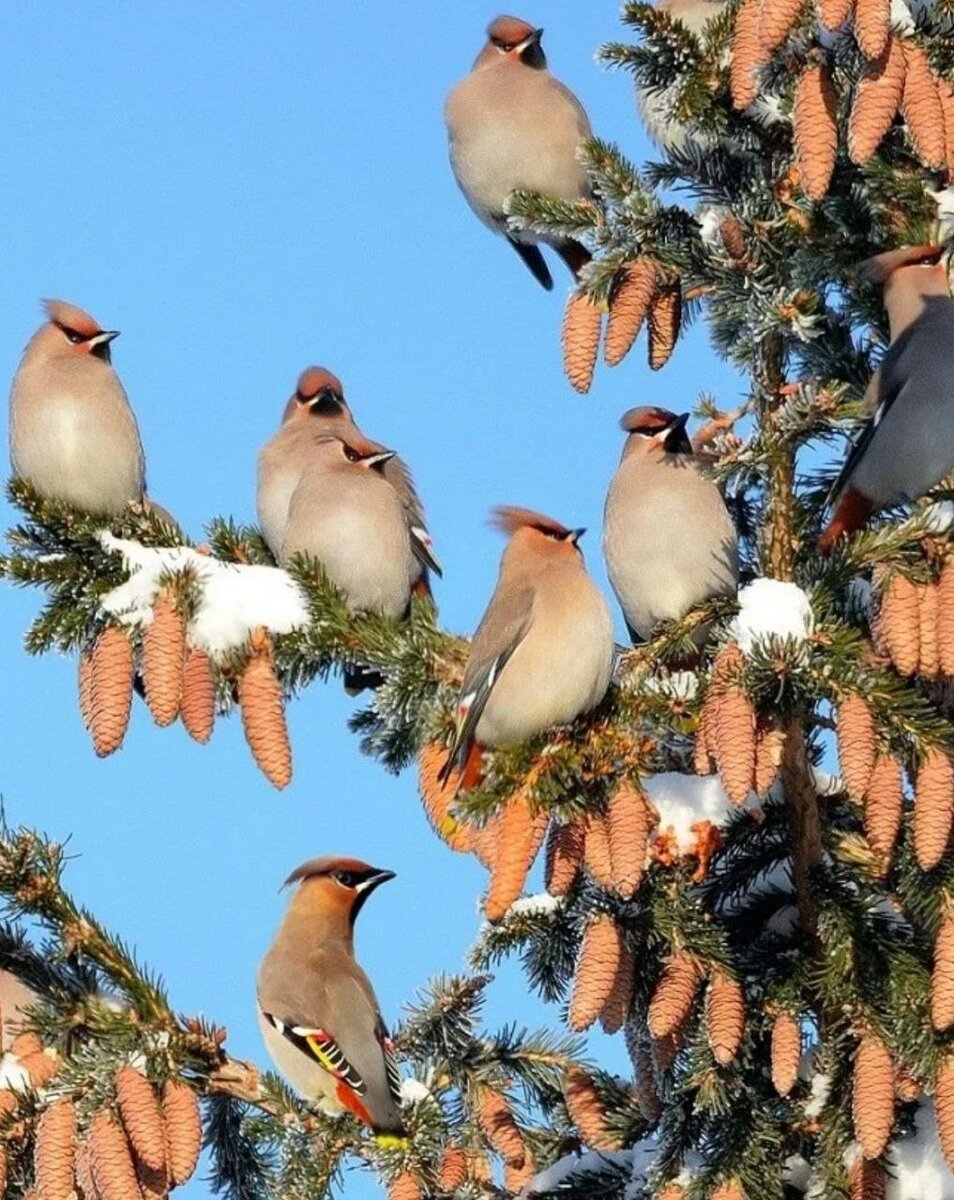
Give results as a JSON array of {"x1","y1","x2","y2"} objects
[
  {"x1": 9, "y1": 300, "x2": 145, "y2": 514},
  {"x1": 440, "y1": 506, "x2": 614, "y2": 790},
  {"x1": 258, "y1": 366, "x2": 440, "y2": 597},
  {"x1": 257, "y1": 857, "x2": 406, "y2": 1142},
  {"x1": 819, "y1": 244, "x2": 954, "y2": 552},
  {"x1": 445, "y1": 16, "x2": 593, "y2": 290},
  {"x1": 603, "y1": 407, "x2": 739, "y2": 644}
]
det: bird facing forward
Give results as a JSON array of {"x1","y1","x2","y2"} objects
[{"x1": 257, "y1": 857, "x2": 406, "y2": 1143}]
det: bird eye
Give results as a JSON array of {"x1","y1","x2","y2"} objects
[
  {"x1": 64, "y1": 329, "x2": 84, "y2": 344},
  {"x1": 343, "y1": 446, "x2": 360, "y2": 463},
  {"x1": 331, "y1": 870, "x2": 357, "y2": 887}
]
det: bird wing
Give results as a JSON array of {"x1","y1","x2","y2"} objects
[
  {"x1": 376, "y1": 1018, "x2": 403, "y2": 1108},
  {"x1": 382, "y1": 456, "x2": 441, "y2": 577},
  {"x1": 440, "y1": 582, "x2": 535, "y2": 779},
  {"x1": 260, "y1": 1011, "x2": 369, "y2": 1104},
  {"x1": 506, "y1": 238, "x2": 554, "y2": 290}
]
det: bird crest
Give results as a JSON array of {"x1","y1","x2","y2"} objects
[{"x1": 42, "y1": 299, "x2": 102, "y2": 338}]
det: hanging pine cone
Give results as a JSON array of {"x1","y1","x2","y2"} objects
[
  {"x1": 819, "y1": 0, "x2": 852, "y2": 29},
  {"x1": 901, "y1": 41, "x2": 947, "y2": 169},
  {"x1": 838, "y1": 694, "x2": 877, "y2": 800},
  {"x1": 718, "y1": 214, "x2": 747, "y2": 261},
  {"x1": 648, "y1": 281, "x2": 682, "y2": 370},
  {"x1": 877, "y1": 571, "x2": 920, "y2": 676},
  {"x1": 914, "y1": 747, "x2": 953, "y2": 871},
  {"x1": 730, "y1": 0, "x2": 766, "y2": 110},
  {"x1": 34, "y1": 1098, "x2": 76, "y2": 1200},
  {"x1": 919, "y1": 582, "x2": 940, "y2": 678},
  {"x1": 894, "y1": 1065, "x2": 921, "y2": 1102},
  {"x1": 794, "y1": 63, "x2": 838, "y2": 202},
  {"x1": 648, "y1": 953, "x2": 701, "y2": 1039},
  {"x1": 474, "y1": 1085, "x2": 526, "y2": 1166},
  {"x1": 770, "y1": 1011, "x2": 801, "y2": 1096},
  {"x1": 854, "y1": 0, "x2": 890, "y2": 59},
  {"x1": 849, "y1": 1154, "x2": 886, "y2": 1200},
  {"x1": 504, "y1": 1155, "x2": 536, "y2": 1193},
  {"x1": 628, "y1": 1028, "x2": 663, "y2": 1121},
  {"x1": 162, "y1": 1080, "x2": 202, "y2": 1186},
  {"x1": 694, "y1": 704, "x2": 717, "y2": 776},
  {"x1": 607, "y1": 781, "x2": 650, "y2": 899},
  {"x1": 712, "y1": 1181, "x2": 744, "y2": 1200},
  {"x1": 652, "y1": 1030, "x2": 681, "y2": 1073},
  {"x1": 239, "y1": 629, "x2": 292, "y2": 789},
  {"x1": 932, "y1": 908, "x2": 954, "y2": 1031},
  {"x1": 569, "y1": 914, "x2": 623, "y2": 1032},
  {"x1": 599, "y1": 939, "x2": 636, "y2": 1035},
  {"x1": 438, "y1": 1145, "x2": 468, "y2": 1193},
  {"x1": 706, "y1": 972, "x2": 745, "y2": 1066},
  {"x1": 754, "y1": 715, "x2": 784, "y2": 797},
  {"x1": 583, "y1": 810, "x2": 615, "y2": 890},
  {"x1": 936, "y1": 1057, "x2": 954, "y2": 1168},
  {"x1": 564, "y1": 1066, "x2": 621, "y2": 1151},
  {"x1": 90, "y1": 625, "x2": 135, "y2": 757},
  {"x1": 115, "y1": 1065, "x2": 167, "y2": 1173},
  {"x1": 853, "y1": 1033, "x2": 894, "y2": 1159},
  {"x1": 78, "y1": 647, "x2": 94, "y2": 731},
  {"x1": 939, "y1": 557, "x2": 954, "y2": 675},
  {"x1": 759, "y1": 0, "x2": 805, "y2": 54},
  {"x1": 940, "y1": 80, "x2": 954, "y2": 183},
  {"x1": 849, "y1": 35, "x2": 907, "y2": 164},
  {"x1": 484, "y1": 792, "x2": 548, "y2": 921},
  {"x1": 142, "y1": 590, "x2": 185, "y2": 727},
  {"x1": 388, "y1": 1172, "x2": 422, "y2": 1200},
  {"x1": 180, "y1": 646, "x2": 216, "y2": 744},
  {"x1": 138, "y1": 1155, "x2": 171, "y2": 1200},
  {"x1": 605, "y1": 259, "x2": 657, "y2": 366},
  {"x1": 545, "y1": 819, "x2": 585, "y2": 896},
  {"x1": 21, "y1": 1049, "x2": 60, "y2": 1088},
  {"x1": 864, "y1": 753, "x2": 903, "y2": 868},
  {"x1": 417, "y1": 742, "x2": 475, "y2": 853},
  {"x1": 89, "y1": 1108, "x2": 141, "y2": 1200},
  {"x1": 472, "y1": 813, "x2": 502, "y2": 872},
  {"x1": 711, "y1": 644, "x2": 756, "y2": 806},
  {"x1": 562, "y1": 291, "x2": 602, "y2": 394}
]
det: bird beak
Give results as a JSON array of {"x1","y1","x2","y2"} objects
[
  {"x1": 310, "y1": 386, "x2": 343, "y2": 408},
  {"x1": 515, "y1": 27, "x2": 543, "y2": 51},
  {"x1": 662, "y1": 412, "x2": 692, "y2": 453},
  {"x1": 363, "y1": 451, "x2": 396, "y2": 469},
  {"x1": 89, "y1": 330, "x2": 120, "y2": 348},
  {"x1": 355, "y1": 868, "x2": 396, "y2": 894},
  {"x1": 568, "y1": 528, "x2": 586, "y2": 546}
]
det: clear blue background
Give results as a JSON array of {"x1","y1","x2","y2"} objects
[{"x1": 0, "y1": 4, "x2": 742, "y2": 1195}]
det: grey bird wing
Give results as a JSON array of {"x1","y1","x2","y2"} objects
[{"x1": 384, "y1": 455, "x2": 441, "y2": 577}]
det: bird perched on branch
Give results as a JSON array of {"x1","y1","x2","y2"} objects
[
  {"x1": 440, "y1": 506, "x2": 614, "y2": 791},
  {"x1": 9, "y1": 300, "x2": 145, "y2": 514},
  {"x1": 445, "y1": 15, "x2": 593, "y2": 290},
  {"x1": 603, "y1": 406, "x2": 739, "y2": 644},
  {"x1": 259, "y1": 367, "x2": 439, "y2": 598},
  {"x1": 819, "y1": 244, "x2": 954, "y2": 552},
  {"x1": 257, "y1": 857, "x2": 406, "y2": 1144}
]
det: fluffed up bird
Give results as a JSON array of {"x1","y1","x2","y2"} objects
[
  {"x1": 258, "y1": 366, "x2": 439, "y2": 598},
  {"x1": 9, "y1": 300, "x2": 145, "y2": 513},
  {"x1": 819, "y1": 244, "x2": 954, "y2": 552},
  {"x1": 603, "y1": 406, "x2": 739, "y2": 644},
  {"x1": 257, "y1": 857, "x2": 406, "y2": 1144},
  {"x1": 445, "y1": 15, "x2": 593, "y2": 290},
  {"x1": 440, "y1": 506, "x2": 614, "y2": 791}
]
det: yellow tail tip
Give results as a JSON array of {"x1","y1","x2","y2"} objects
[{"x1": 374, "y1": 1133, "x2": 409, "y2": 1150}]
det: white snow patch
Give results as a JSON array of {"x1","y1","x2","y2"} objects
[
  {"x1": 697, "y1": 204, "x2": 727, "y2": 249},
  {"x1": 98, "y1": 535, "x2": 310, "y2": 656},
  {"x1": 889, "y1": 0, "x2": 916, "y2": 31},
  {"x1": 930, "y1": 186, "x2": 954, "y2": 243},
  {"x1": 504, "y1": 893, "x2": 564, "y2": 919},
  {"x1": 643, "y1": 670, "x2": 699, "y2": 701},
  {"x1": 399, "y1": 1078, "x2": 432, "y2": 1106},
  {"x1": 785, "y1": 1154, "x2": 812, "y2": 1190},
  {"x1": 643, "y1": 772, "x2": 760, "y2": 855},
  {"x1": 525, "y1": 1150, "x2": 636, "y2": 1196},
  {"x1": 804, "y1": 1071, "x2": 830, "y2": 1119},
  {"x1": 922, "y1": 500, "x2": 954, "y2": 535},
  {"x1": 0, "y1": 1055, "x2": 31, "y2": 1089},
  {"x1": 810, "y1": 768, "x2": 843, "y2": 797},
  {"x1": 730, "y1": 579, "x2": 813, "y2": 656},
  {"x1": 887, "y1": 1102, "x2": 954, "y2": 1200}
]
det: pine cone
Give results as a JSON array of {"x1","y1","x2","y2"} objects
[
  {"x1": 648, "y1": 953, "x2": 701, "y2": 1039},
  {"x1": 693, "y1": 704, "x2": 717, "y2": 776},
  {"x1": 605, "y1": 259, "x2": 657, "y2": 366},
  {"x1": 652, "y1": 1030, "x2": 681, "y2": 1073},
  {"x1": 162, "y1": 1080, "x2": 202, "y2": 1186},
  {"x1": 939, "y1": 557, "x2": 954, "y2": 675},
  {"x1": 89, "y1": 1108, "x2": 141, "y2": 1200},
  {"x1": 472, "y1": 813, "x2": 502, "y2": 872},
  {"x1": 142, "y1": 590, "x2": 185, "y2": 727},
  {"x1": 115, "y1": 1064, "x2": 167, "y2": 1173},
  {"x1": 819, "y1": 0, "x2": 851, "y2": 29},
  {"x1": 569, "y1": 914, "x2": 623, "y2": 1032},
  {"x1": 648, "y1": 282, "x2": 682, "y2": 370},
  {"x1": 759, "y1": 0, "x2": 805, "y2": 53},
  {"x1": 794, "y1": 63, "x2": 838, "y2": 202},
  {"x1": 180, "y1": 646, "x2": 216, "y2": 744},
  {"x1": 731, "y1": 0, "x2": 766, "y2": 110},
  {"x1": 562, "y1": 291, "x2": 602, "y2": 394},
  {"x1": 34, "y1": 1098, "x2": 76, "y2": 1200},
  {"x1": 853, "y1": 1034, "x2": 894, "y2": 1159},
  {"x1": 933, "y1": 908, "x2": 954, "y2": 1031},
  {"x1": 706, "y1": 972, "x2": 745, "y2": 1066},
  {"x1": 74, "y1": 1142, "x2": 95, "y2": 1200},
  {"x1": 474, "y1": 1085, "x2": 525, "y2": 1166},
  {"x1": 849, "y1": 35, "x2": 907, "y2": 163},
  {"x1": 583, "y1": 811, "x2": 615, "y2": 890},
  {"x1": 607, "y1": 782, "x2": 650, "y2": 899},
  {"x1": 239, "y1": 631, "x2": 292, "y2": 789},
  {"x1": 138, "y1": 1155, "x2": 171, "y2": 1200},
  {"x1": 936, "y1": 1057, "x2": 954, "y2": 1168},
  {"x1": 628, "y1": 1027, "x2": 663, "y2": 1121},
  {"x1": 438, "y1": 1145, "x2": 469, "y2": 1193},
  {"x1": 712, "y1": 645, "x2": 756, "y2": 806},
  {"x1": 712, "y1": 1181, "x2": 744, "y2": 1200},
  {"x1": 940, "y1": 80, "x2": 954, "y2": 183},
  {"x1": 901, "y1": 41, "x2": 947, "y2": 168},
  {"x1": 914, "y1": 747, "x2": 953, "y2": 871},
  {"x1": 599, "y1": 939, "x2": 636, "y2": 1035},
  {"x1": 78, "y1": 647, "x2": 94, "y2": 731},
  {"x1": 545, "y1": 819, "x2": 585, "y2": 896},
  {"x1": 754, "y1": 715, "x2": 784, "y2": 797},
  {"x1": 770, "y1": 1012, "x2": 801, "y2": 1096},
  {"x1": 418, "y1": 743, "x2": 475, "y2": 853},
  {"x1": 564, "y1": 1066, "x2": 620, "y2": 1151},
  {"x1": 849, "y1": 1154, "x2": 886, "y2": 1200},
  {"x1": 854, "y1": 0, "x2": 890, "y2": 59},
  {"x1": 12, "y1": 1031, "x2": 43, "y2": 1058},
  {"x1": 90, "y1": 626, "x2": 134, "y2": 757},
  {"x1": 504, "y1": 1155, "x2": 536, "y2": 1193},
  {"x1": 877, "y1": 571, "x2": 920, "y2": 676},
  {"x1": 718, "y1": 215, "x2": 748, "y2": 260},
  {"x1": 21, "y1": 1049, "x2": 60, "y2": 1088},
  {"x1": 894, "y1": 1065, "x2": 921, "y2": 1102},
  {"x1": 388, "y1": 1172, "x2": 422, "y2": 1200},
  {"x1": 864, "y1": 753, "x2": 903, "y2": 868},
  {"x1": 919, "y1": 582, "x2": 940, "y2": 678},
  {"x1": 484, "y1": 791, "x2": 548, "y2": 921},
  {"x1": 837, "y1": 694, "x2": 877, "y2": 800}
]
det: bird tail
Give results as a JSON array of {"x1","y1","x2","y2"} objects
[
  {"x1": 818, "y1": 487, "x2": 874, "y2": 554},
  {"x1": 374, "y1": 1131, "x2": 410, "y2": 1151},
  {"x1": 343, "y1": 664, "x2": 385, "y2": 695},
  {"x1": 555, "y1": 238, "x2": 592, "y2": 280}
]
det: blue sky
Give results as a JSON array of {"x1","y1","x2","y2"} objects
[{"x1": 0, "y1": 4, "x2": 744, "y2": 1195}]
